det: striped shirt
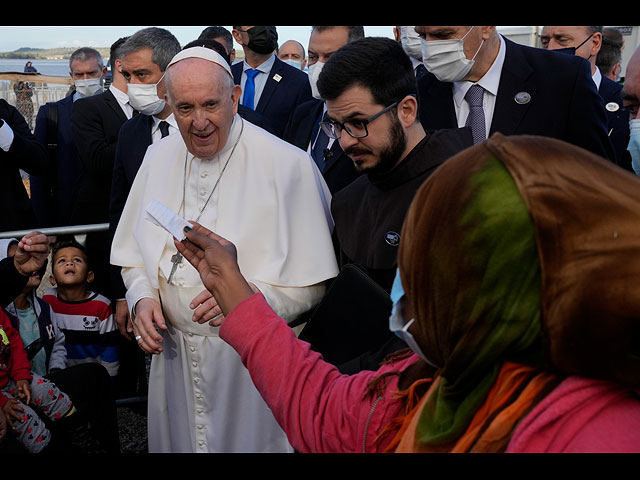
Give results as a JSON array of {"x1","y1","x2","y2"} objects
[{"x1": 43, "y1": 288, "x2": 119, "y2": 377}]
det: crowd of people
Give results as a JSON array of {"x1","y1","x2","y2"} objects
[{"x1": 0, "y1": 25, "x2": 639, "y2": 453}]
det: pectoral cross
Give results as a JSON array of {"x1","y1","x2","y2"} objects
[{"x1": 167, "y1": 252, "x2": 182, "y2": 284}]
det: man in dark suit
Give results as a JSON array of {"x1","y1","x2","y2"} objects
[
  {"x1": 231, "y1": 26, "x2": 313, "y2": 138},
  {"x1": 70, "y1": 38, "x2": 132, "y2": 301},
  {"x1": 32, "y1": 47, "x2": 111, "y2": 228},
  {"x1": 110, "y1": 27, "x2": 180, "y2": 323},
  {"x1": 107, "y1": 27, "x2": 181, "y2": 400},
  {"x1": 541, "y1": 25, "x2": 631, "y2": 171},
  {"x1": 0, "y1": 100, "x2": 48, "y2": 233},
  {"x1": 415, "y1": 26, "x2": 615, "y2": 162},
  {"x1": 283, "y1": 26, "x2": 364, "y2": 194}
]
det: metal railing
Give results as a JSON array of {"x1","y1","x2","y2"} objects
[{"x1": 0, "y1": 223, "x2": 109, "y2": 240}]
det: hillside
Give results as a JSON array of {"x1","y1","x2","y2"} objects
[{"x1": 0, "y1": 47, "x2": 111, "y2": 60}]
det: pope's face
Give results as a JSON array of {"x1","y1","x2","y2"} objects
[{"x1": 166, "y1": 59, "x2": 241, "y2": 160}]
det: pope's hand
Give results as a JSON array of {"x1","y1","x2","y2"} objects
[
  {"x1": 13, "y1": 231, "x2": 49, "y2": 277},
  {"x1": 190, "y1": 282, "x2": 261, "y2": 327},
  {"x1": 133, "y1": 297, "x2": 167, "y2": 354},
  {"x1": 175, "y1": 222, "x2": 255, "y2": 319}
]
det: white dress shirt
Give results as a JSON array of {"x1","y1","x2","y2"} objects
[
  {"x1": 0, "y1": 119, "x2": 14, "y2": 152},
  {"x1": 151, "y1": 113, "x2": 178, "y2": 143},
  {"x1": 109, "y1": 84, "x2": 134, "y2": 119},
  {"x1": 452, "y1": 34, "x2": 507, "y2": 138}
]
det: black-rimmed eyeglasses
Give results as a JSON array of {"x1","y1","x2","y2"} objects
[{"x1": 319, "y1": 101, "x2": 399, "y2": 140}]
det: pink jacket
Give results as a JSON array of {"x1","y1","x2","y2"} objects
[
  {"x1": 221, "y1": 294, "x2": 640, "y2": 453},
  {"x1": 220, "y1": 293, "x2": 415, "y2": 453}
]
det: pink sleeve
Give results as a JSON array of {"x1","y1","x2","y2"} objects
[{"x1": 220, "y1": 293, "x2": 409, "y2": 453}]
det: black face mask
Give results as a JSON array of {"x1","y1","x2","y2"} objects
[
  {"x1": 245, "y1": 26, "x2": 278, "y2": 55},
  {"x1": 552, "y1": 34, "x2": 593, "y2": 57}
]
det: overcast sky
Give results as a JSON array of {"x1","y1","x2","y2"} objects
[{"x1": 0, "y1": 26, "x2": 398, "y2": 52}]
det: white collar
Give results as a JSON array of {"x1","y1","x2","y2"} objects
[
  {"x1": 592, "y1": 66, "x2": 602, "y2": 90},
  {"x1": 243, "y1": 53, "x2": 275, "y2": 74},
  {"x1": 152, "y1": 112, "x2": 177, "y2": 130}
]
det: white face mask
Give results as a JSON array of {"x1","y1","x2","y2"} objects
[
  {"x1": 74, "y1": 77, "x2": 103, "y2": 98},
  {"x1": 307, "y1": 61, "x2": 325, "y2": 100},
  {"x1": 127, "y1": 74, "x2": 166, "y2": 116},
  {"x1": 629, "y1": 119, "x2": 640, "y2": 175},
  {"x1": 401, "y1": 26, "x2": 423, "y2": 62},
  {"x1": 421, "y1": 26, "x2": 484, "y2": 83}
]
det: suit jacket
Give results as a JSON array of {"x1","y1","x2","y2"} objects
[
  {"x1": 599, "y1": 75, "x2": 631, "y2": 171},
  {"x1": 417, "y1": 37, "x2": 616, "y2": 162},
  {"x1": 71, "y1": 88, "x2": 128, "y2": 224},
  {"x1": 0, "y1": 99, "x2": 48, "y2": 232},
  {"x1": 232, "y1": 56, "x2": 313, "y2": 138},
  {"x1": 284, "y1": 98, "x2": 361, "y2": 194},
  {"x1": 31, "y1": 94, "x2": 81, "y2": 227},
  {"x1": 109, "y1": 113, "x2": 155, "y2": 299}
]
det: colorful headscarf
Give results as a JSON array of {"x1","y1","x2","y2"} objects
[{"x1": 390, "y1": 133, "x2": 640, "y2": 452}]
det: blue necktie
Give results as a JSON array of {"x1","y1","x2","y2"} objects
[
  {"x1": 465, "y1": 84, "x2": 486, "y2": 145},
  {"x1": 312, "y1": 112, "x2": 330, "y2": 170},
  {"x1": 242, "y1": 69, "x2": 260, "y2": 110}
]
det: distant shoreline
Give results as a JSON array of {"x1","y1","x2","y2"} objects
[{"x1": 0, "y1": 47, "x2": 111, "y2": 60}]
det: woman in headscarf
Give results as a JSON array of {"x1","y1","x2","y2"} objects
[{"x1": 175, "y1": 133, "x2": 640, "y2": 453}]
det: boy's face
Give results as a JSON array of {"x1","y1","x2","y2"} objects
[{"x1": 51, "y1": 247, "x2": 93, "y2": 287}]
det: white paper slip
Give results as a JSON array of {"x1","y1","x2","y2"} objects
[{"x1": 145, "y1": 200, "x2": 191, "y2": 241}]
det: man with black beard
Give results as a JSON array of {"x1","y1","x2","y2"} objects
[
  {"x1": 301, "y1": 37, "x2": 472, "y2": 373},
  {"x1": 322, "y1": 37, "x2": 471, "y2": 292}
]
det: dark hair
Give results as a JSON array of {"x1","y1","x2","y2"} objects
[
  {"x1": 52, "y1": 239, "x2": 89, "y2": 268},
  {"x1": 184, "y1": 38, "x2": 231, "y2": 65},
  {"x1": 317, "y1": 36, "x2": 416, "y2": 107},
  {"x1": 311, "y1": 26, "x2": 365, "y2": 43},
  {"x1": 199, "y1": 26, "x2": 234, "y2": 55},
  {"x1": 597, "y1": 27, "x2": 623, "y2": 76},
  {"x1": 110, "y1": 36, "x2": 129, "y2": 63},
  {"x1": 119, "y1": 27, "x2": 181, "y2": 72}
]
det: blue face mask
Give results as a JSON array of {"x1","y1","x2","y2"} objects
[
  {"x1": 629, "y1": 119, "x2": 640, "y2": 175},
  {"x1": 388, "y1": 270, "x2": 440, "y2": 368},
  {"x1": 282, "y1": 58, "x2": 303, "y2": 70}
]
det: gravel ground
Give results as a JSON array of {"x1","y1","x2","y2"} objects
[
  {"x1": 117, "y1": 404, "x2": 148, "y2": 453},
  {"x1": 116, "y1": 354, "x2": 151, "y2": 453}
]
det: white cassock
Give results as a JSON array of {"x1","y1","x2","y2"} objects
[{"x1": 111, "y1": 114, "x2": 339, "y2": 453}]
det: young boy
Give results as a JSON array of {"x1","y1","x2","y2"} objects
[
  {"x1": 2, "y1": 239, "x2": 67, "y2": 377},
  {"x1": 43, "y1": 240, "x2": 120, "y2": 380}
]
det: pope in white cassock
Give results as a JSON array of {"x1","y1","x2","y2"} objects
[{"x1": 110, "y1": 47, "x2": 339, "y2": 453}]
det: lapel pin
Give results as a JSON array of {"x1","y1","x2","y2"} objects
[
  {"x1": 273, "y1": 74, "x2": 282, "y2": 82},
  {"x1": 606, "y1": 102, "x2": 620, "y2": 112},
  {"x1": 514, "y1": 92, "x2": 531, "y2": 105}
]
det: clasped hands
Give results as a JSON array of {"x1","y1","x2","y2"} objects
[{"x1": 132, "y1": 222, "x2": 256, "y2": 354}]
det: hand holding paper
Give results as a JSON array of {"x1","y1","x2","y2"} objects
[{"x1": 145, "y1": 199, "x2": 191, "y2": 241}]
